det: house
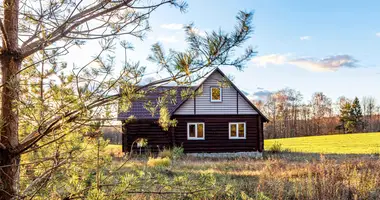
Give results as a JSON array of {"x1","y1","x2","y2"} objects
[{"x1": 118, "y1": 68, "x2": 268, "y2": 156}]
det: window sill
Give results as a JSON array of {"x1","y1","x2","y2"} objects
[
  {"x1": 187, "y1": 138, "x2": 205, "y2": 140},
  {"x1": 228, "y1": 137, "x2": 246, "y2": 140}
]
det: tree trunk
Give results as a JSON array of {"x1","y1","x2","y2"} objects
[
  {"x1": 0, "y1": 0, "x2": 21, "y2": 199},
  {"x1": 0, "y1": 148, "x2": 20, "y2": 200},
  {"x1": 0, "y1": 57, "x2": 22, "y2": 199}
]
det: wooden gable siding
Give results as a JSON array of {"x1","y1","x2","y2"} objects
[
  {"x1": 238, "y1": 93, "x2": 258, "y2": 114},
  {"x1": 174, "y1": 71, "x2": 258, "y2": 115},
  {"x1": 172, "y1": 115, "x2": 260, "y2": 153},
  {"x1": 122, "y1": 122, "x2": 171, "y2": 153}
]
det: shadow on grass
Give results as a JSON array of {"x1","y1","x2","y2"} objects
[{"x1": 264, "y1": 151, "x2": 380, "y2": 162}]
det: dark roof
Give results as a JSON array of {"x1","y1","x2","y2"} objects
[{"x1": 117, "y1": 86, "x2": 195, "y2": 120}]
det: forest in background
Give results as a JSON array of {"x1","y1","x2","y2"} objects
[{"x1": 253, "y1": 88, "x2": 380, "y2": 139}]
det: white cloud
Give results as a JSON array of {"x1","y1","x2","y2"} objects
[
  {"x1": 300, "y1": 36, "x2": 311, "y2": 40},
  {"x1": 160, "y1": 23, "x2": 183, "y2": 30},
  {"x1": 251, "y1": 54, "x2": 288, "y2": 66},
  {"x1": 252, "y1": 54, "x2": 359, "y2": 72},
  {"x1": 376, "y1": 32, "x2": 380, "y2": 37}
]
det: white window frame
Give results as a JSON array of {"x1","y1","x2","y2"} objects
[
  {"x1": 229, "y1": 122, "x2": 246, "y2": 139},
  {"x1": 210, "y1": 87, "x2": 222, "y2": 102},
  {"x1": 187, "y1": 122, "x2": 205, "y2": 140}
]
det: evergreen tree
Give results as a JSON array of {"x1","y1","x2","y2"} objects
[
  {"x1": 339, "y1": 102, "x2": 354, "y2": 133},
  {"x1": 351, "y1": 97, "x2": 364, "y2": 132}
]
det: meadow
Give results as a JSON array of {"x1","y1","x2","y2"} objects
[
  {"x1": 102, "y1": 133, "x2": 380, "y2": 199},
  {"x1": 265, "y1": 132, "x2": 380, "y2": 154}
]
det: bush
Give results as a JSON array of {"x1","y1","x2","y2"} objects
[
  {"x1": 147, "y1": 157, "x2": 171, "y2": 168},
  {"x1": 158, "y1": 148, "x2": 172, "y2": 158},
  {"x1": 172, "y1": 146, "x2": 184, "y2": 160},
  {"x1": 157, "y1": 146, "x2": 184, "y2": 160},
  {"x1": 268, "y1": 142, "x2": 289, "y2": 153}
]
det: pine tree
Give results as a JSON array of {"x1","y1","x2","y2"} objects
[
  {"x1": 0, "y1": 1, "x2": 257, "y2": 197},
  {"x1": 351, "y1": 97, "x2": 364, "y2": 132},
  {"x1": 340, "y1": 102, "x2": 353, "y2": 133}
]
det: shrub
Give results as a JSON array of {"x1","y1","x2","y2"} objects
[
  {"x1": 157, "y1": 146, "x2": 184, "y2": 160},
  {"x1": 147, "y1": 157, "x2": 171, "y2": 168},
  {"x1": 172, "y1": 146, "x2": 184, "y2": 160},
  {"x1": 268, "y1": 142, "x2": 289, "y2": 153},
  {"x1": 158, "y1": 148, "x2": 172, "y2": 158}
]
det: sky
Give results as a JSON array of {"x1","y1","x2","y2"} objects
[{"x1": 65, "y1": 0, "x2": 380, "y2": 103}]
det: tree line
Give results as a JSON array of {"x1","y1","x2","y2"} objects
[{"x1": 253, "y1": 88, "x2": 380, "y2": 139}]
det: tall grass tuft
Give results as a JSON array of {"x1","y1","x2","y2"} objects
[
  {"x1": 147, "y1": 157, "x2": 171, "y2": 169},
  {"x1": 157, "y1": 146, "x2": 184, "y2": 160},
  {"x1": 268, "y1": 141, "x2": 290, "y2": 153}
]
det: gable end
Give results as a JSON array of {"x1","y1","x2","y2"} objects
[{"x1": 172, "y1": 68, "x2": 268, "y2": 122}]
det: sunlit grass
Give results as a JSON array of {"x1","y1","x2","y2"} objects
[
  {"x1": 105, "y1": 144, "x2": 122, "y2": 151},
  {"x1": 265, "y1": 132, "x2": 380, "y2": 154},
  {"x1": 105, "y1": 144, "x2": 123, "y2": 157}
]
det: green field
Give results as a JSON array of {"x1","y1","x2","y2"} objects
[{"x1": 265, "y1": 132, "x2": 380, "y2": 154}]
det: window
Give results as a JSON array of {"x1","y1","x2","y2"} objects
[
  {"x1": 229, "y1": 122, "x2": 246, "y2": 139},
  {"x1": 187, "y1": 123, "x2": 205, "y2": 140},
  {"x1": 210, "y1": 87, "x2": 222, "y2": 102}
]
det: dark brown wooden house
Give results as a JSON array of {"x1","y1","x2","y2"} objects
[{"x1": 118, "y1": 68, "x2": 268, "y2": 156}]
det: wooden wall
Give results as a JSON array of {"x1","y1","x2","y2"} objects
[
  {"x1": 172, "y1": 115, "x2": 262, "y2": 153},
  {"x1": 122, "y1": 115, "x2": 264, "y2": 153},
  {"x1": 122, "y1": 121, "x2": 171, "y2": 153}
]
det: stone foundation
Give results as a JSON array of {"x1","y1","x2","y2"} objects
[{"x1": 187, "y1": 151, "x2": 262, "y2": 158}]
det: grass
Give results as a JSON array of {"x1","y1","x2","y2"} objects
[
  {"x1": 105, "y1": 133, "x2": 380, "y2": 199},
  {"x1": 265, "y1": 132, "x2": 380, "y2": 154},
  {"x1": 104, "y1": 144, "x2": 123, "y2": 157},
  {"x1": 106, "y1": 132, "x2": 380, "y2": 155},
  {"x1": 112, "y1": 154, "x2": 380, "y2": 199},
  {"x1": 105, "y1": 144, "x2": 122, "y2": 151}
]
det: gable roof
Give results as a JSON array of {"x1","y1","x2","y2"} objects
[
  {"x1": 171, "y1": 68, "x2": 269, "y2": 122},
  {"x1": 118, "y1": 68, "x2": 269, "y2": 122},
  {"x1": 117, "y1": 86, "x2": 195, "y2": 120}
]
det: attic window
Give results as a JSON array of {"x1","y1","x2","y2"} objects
[{"x1": 210, "y1": 87, "x2": 222, "y2": 102}]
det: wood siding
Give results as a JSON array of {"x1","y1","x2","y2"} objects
[
  {"x1": 172, "y1": 115, "x2": 261, "y2": 153},
  {"x1": 174, "y1": 71, "x2": 258, "y2": 115},
  {"x1": 238, "y1": 93, "x2": 257, "y2": 114},
  {"x1": 123, "y1": 121, "x2": 171, "y2": 153}
]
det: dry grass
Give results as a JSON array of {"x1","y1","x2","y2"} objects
[
  {"x1": 147, "y1": 157, "x2": 171, "y2": 168},
  {"x1": 107, "y1": 136, "x2": 380, "y2": 199},
  {"x1": 104, "y1": 144, "x2": 123, "y2": 158},
  {"x1": 114, "y1": 152, "x2": 380, "y2": 199}
]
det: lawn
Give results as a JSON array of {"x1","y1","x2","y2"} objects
[{"x1": 265, "y1": 132, "x2": 380, "y2": 154}]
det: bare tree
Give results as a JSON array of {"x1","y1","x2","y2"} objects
[
  {"x1": 362, "y1": 96, "x2": 376, "y2": 131},
  {"x1": 310, "y1": 92, "x2": 332, "y2": 135}
]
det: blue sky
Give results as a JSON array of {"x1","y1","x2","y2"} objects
[{"x1": 66, "y1": 0, "x2": 380, "y2": 102}]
